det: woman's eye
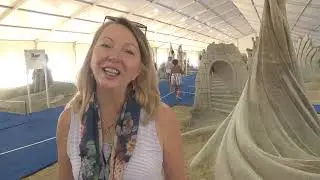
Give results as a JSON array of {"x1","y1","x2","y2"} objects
[
  {"x1": 101, "y1": 44, "x2": 111, "y2": 48},
  {"x1": 125, "y1": 50, "x2": 135, "y2": 55}
]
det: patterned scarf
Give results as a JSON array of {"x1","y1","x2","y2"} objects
[{"x1": 78, "y1": 93, "x2": 141, "y2": 180}]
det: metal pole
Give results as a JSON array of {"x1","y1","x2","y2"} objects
[
  {"x1": 26, "y1": 69, "x2": 32, "y2": 113},
  {"x1": 185, "y1": 57, "x2": 188, "y2": 75},
  {"x1": 154, "y1": 47, "x2": 158, "y2": 64},
  {"x1": 73, "y1": 41, "x2": 77, "y2": 65},
  {"x1": 44, "y1": 67, "x2": 50, "y2": 108},
  {"x1": 24, "y1": 100, "x2": 27, "y2": 115}
]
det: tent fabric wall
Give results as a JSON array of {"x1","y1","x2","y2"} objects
[
  {"x1": 0, "y1": 41, "x2": 34, "y2": 88},
  {"x1": 37, "y1": 42, "x2": 76, "y2": 83},
  {"x1": 0, "y1": 40, "x2": 200, "y2": 88},
  {"x1": 0, "y1": 41, "x2": 86, "y2": 88},
  {"x1": 75, "y1": 43, "x2": 90, "y2": 72}
]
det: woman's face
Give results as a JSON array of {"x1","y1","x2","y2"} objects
[{"x1": 90, "y1": 23, "x2": 141, "y2": 90}]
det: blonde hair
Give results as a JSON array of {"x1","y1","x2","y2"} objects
[{"x1": 67, "y1": 17, "x2": 160, "y2": 124}]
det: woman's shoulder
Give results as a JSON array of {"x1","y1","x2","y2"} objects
[
  {"x1": 56, "y1": 107, "x2": 72, "y2": 138},
  {"x1": 154, "y1": 103, "x2": 180, "y2": 134},
  {"x1": 59, "y1": 106, "x2": 72, "y2": 122},
  {"x1": 155, "y1": 103, "x2": 174, "y2": 118}
]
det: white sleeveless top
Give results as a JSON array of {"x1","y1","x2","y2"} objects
[{"x1": 67, "y1": 109, "x2": 164, "y2": 180}]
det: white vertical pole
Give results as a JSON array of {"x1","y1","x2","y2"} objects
[
  {"x1": 44, "y1": 66, "x2": 50, "y2": 108},
  {"x1": 154, "y1": 47, "x2": 158, "y2": 64},
  {"x1": 26, "y1": 69, "x2": 32, "y2": 113},
  {"x1": 73, "y1": 41, "x2": 77, "y2": 65},
  {"x1": 186, "y1": 57, "x2": 189, "y2": 75},
  {"x1": 34, "y1": 39, "x2": 38, "y2": 49},
  {"x1": 73, "y1": 42, "x2": 77, "y2": 82}
]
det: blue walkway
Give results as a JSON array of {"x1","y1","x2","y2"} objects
[
  {"x1": 159, "y1": 74, "x2": 196, "y2": 106},
  {"x1": 315, "y1": 104, "x2": 320, "y2": 113},
  {"x1": 0, "y1": 107, "x2": 63, "y2": 179}
]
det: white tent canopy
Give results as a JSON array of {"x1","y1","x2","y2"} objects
[
  {"x1": 234, "y1": 0, "x2": 320, "y2": 44},
  {"x1": 0, "y1": 0, "x2": 256, "y2": 48},
  {"x1": 0, "y1": 0, "x2": 319, "y2": 47}
]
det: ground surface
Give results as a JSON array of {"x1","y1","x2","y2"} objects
[{"x1": 0, "y1": 81, "x2": 318, "y2": 180}]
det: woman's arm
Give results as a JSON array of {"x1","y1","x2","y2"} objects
[
  {"x1": 156, "y1": 103, "x2": 187, "y2": 180},
  {"x1": 56, "y1": 108, "x2": 74, "y2": 180}
]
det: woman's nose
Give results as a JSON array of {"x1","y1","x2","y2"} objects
[{"x1": 107, "y1": 49, "x2": 121, "y2": 62}]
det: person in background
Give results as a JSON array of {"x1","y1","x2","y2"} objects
[
  {"x1": 170, "y1": 59, "x2": 184, "y2": 99},
  {"x1": 56, "y1": 17, "x2": 186, "y2": 180}
]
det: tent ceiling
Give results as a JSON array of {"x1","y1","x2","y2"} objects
[
  {"x1": 0, "y1": 0, "x2": 319, "y2": 50},
  {"x1": 234, "y1": 0, "x2": 320, "y2": 45}
]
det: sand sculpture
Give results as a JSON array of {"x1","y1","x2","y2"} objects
[
  {"x1": 193, "y1": 43, "x2": 248, "y2": 115},
  {"x1": 169, "y1": 43, "x2": 175, "y2": 59},
  {"x1": 177, "y1": 45, "x2": 185, "y2": 72},
  {"x1": 295, "y1": 34, "x2": 320, "y2": 82},
  {"x1": 32, "y1": 68, "x2": 53, "y2": 92},
  {"x1": 190, "y1": 0, "x2": 320, "y2": 179},
  {"x1": 199, "y1": 49, "x2": 205, "y2": 62},
  {"x1": 31, "y1": 55, "x2": 53, "y2": 92},
  {"x1": 157, "y1": 62, "x2": 166, "y2": 80},
  {"x1": 246, "y1": 37, "x2": 259, "y2": 73}
]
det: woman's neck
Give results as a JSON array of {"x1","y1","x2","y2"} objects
[{"x1": 96, "y1": 86, "x2": 127, "y2": 119}]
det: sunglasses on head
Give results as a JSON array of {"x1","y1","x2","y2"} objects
[{"x1": 103, "y1": 15, "x2": 147, "y2": 35}]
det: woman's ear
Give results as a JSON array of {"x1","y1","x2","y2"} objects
[
  {"x1": 134, "y1": 64, "x2": 144, "y2": 80},
  {"x1": 133, "y1": 70, "x2": 140, "y2": 81}
]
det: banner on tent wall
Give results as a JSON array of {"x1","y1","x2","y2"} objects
[{"x1": 24, "y1": 49, "x2": 47, "y2": 70}]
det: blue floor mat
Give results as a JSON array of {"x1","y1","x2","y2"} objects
[
  {"x1": 0, "y1": 107, "x2": 63, "y2": 180},
  {"x1": 1, "y1": 138, "x2": 57, "y2": 179},
  {"x1": 314, "y1": 104, "x2": 320, "y2": 113},
  {"x1": 160, "y1": 74, "x2": 196, "y2": 106}
]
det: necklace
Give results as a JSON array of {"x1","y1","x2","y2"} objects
[
  {"x1": 99, "y1": 108, "x2": 120, "y2": 143},
  {"x1": 103, "y1": 122, "x2": 116, "y2": 135},
  {"x1": 101, "y1": 116, "x2": 118, "y2": 144}
]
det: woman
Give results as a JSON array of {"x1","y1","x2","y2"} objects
[
  {"x1": 56, "y1": 17, "x2": 186, "y2": 180},
  {"x1": 170, "y1": 59, "x2": 183, "y2": 99}
]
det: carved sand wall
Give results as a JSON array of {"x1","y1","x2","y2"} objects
[
  {"x1": 296, "y1": 34, "x2": 320, "y2": 82},
  {"x1": 190, "y1": 0, "x2": 320, "y2": 179},
  {"x1": 246, "y1": 36, "x2": 259, "y2": 73},
  {"x1": 193, "y1": 43, "x2": 248, "y2": 114}
]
